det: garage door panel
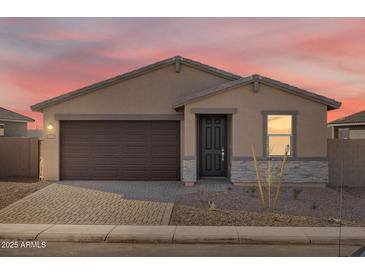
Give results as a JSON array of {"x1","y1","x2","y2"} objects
[
  {"x1": 122, "y1": 164, "x2": 150, "y2": 170},
  {"x1": 90, "y1": 169, "x2": 119, "y2": 178},
  {"x1": 151, "y1": 157, "x2": 178, "y2": 164},
  {"x1": 151, "y1": 129, "x2": 178, "y2": 135},
  {"x1": 121, "y1": 158, "x2": 149, "y2": 165},
  {"x1": 151, "y1": 147, "x2": 176, "y2": 158},
  {"x1": 92, "y1": 146, "x2": 120, "y2": 154},
  {"x1": 151, "y1": 138, "x2": 178, "y2": 144},
  {"x1": 124, "y1": 146, "x2": 149, "y2": 155},
  {"x1": 151, "y1": 171, "x2": 179, "y2": 180},
  {"x1": 92, "y1": 157, "x2": 120, "y2": 165},
  {"x1": 151, "y1": 166, "x2": 179, "y2": 172},
  {"x1": 94, "y1": 135, "x2": 122, "y2": 143},
  {"x1": 60, "y1": 120, "x2": 180, "y2": 180},
  {"x1": 124, "y1": 136, "x2": 149, "y2": 143},
  {"x1": 124, "y1": 141, "x2": 149, "y2": 147},
  {"x1": 151, "y1": 122, "x2": 177, "y2": 129},
  {"x1": 62, "y1": 169, "x2": 90, "y2": 179},
  {"x1": 123, "y1": 171, "x2": 150, "y2": 180}
]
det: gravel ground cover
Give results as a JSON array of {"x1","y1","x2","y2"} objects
[
  {"x1": 171, "y1": 186, "x2": 365, "y2": 226},
  {"x1": 0, "y1": 181, "x2": 50, "y2": 210},
  {"x1": 169, "y1": 205, "x2": 364, "y2": 226}
]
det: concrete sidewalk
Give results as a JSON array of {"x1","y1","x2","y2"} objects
[{"x1": 0, "y1": 224, "x2": 364, "y2": 245}]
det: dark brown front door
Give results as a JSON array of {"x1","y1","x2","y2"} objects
[
  {"x1": 60, "y1": 120, "x2": 180, "y2": 181},
  {"x1": 199, "y1": 115, "x2": 227, "y2": 177}
]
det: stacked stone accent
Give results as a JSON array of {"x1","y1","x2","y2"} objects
[
  {"x1": 182, "y1": 159, "x2": 197, "y2": 184},
  {"x1": 230, "y1": 159, "x2": 328, "y2": 184}
]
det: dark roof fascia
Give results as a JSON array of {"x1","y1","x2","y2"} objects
[
  {"x1": 0, "y1": 118, "x2": 33, "y2": 123},
  {"x1": 173, "y1": 74, "x2": 341, "y2": 110},
  {"x1": 0, "y1": 107, "x2": 34, "y2": 122},
  {"x1": 328, "y1": 122, "x2": 365, "y2": 126},
  {"x1": 328, "y1": 110, "x2": 365, "y2": 125}
]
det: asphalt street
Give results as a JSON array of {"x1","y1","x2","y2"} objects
[{"x1": 0, "y1": 242, "x2": 360, "y2": 257}]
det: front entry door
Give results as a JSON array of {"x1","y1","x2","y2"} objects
[{"x1": 199, "y1": 115, "x2": 227, "y2": 177}]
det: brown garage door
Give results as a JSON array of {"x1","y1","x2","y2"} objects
[{"x1": 60, "y1": 120, "x2": 180, "y2": 180}]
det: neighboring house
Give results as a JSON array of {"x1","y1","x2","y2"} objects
[
  {"x1": 27, "y1": 129, "x2": 44, "y2": 138},
  {"x1": 0, "y1": 107, "x2": 34, "y2": 137},
  {"x1": 328, "y1": 110, "x2": 365, "y2": 139},
  {"x1": 31, "y1": 56, "x2": 341, "y2": 185}
]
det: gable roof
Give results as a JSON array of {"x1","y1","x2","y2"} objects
[
  {"x1": 0, "y1": 107, "x2": 34, "y2": 122},
  {"x1": 31, "y1": 56, "x2": 241, "y2": 112},
  {"x1": 173, "y1": 74, "x2": 341, "y2": 110},
  {"x1": 328, "y1": 110, "x2": 365, "y2": 125}
]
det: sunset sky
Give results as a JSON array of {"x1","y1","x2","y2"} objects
[{"x1": 1, "y1": 17, "x2": 364, "y2": 129}]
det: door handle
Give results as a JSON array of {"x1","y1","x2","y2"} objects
[{"x1": 221, "y1": 147, "x2": 225, "y2": 161}]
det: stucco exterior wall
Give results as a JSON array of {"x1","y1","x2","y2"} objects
[
  {"x1": 41, "y1": 63, "x2": 230, "y2": 180},
  {"x1": 0, "y1": 121, "x2": 27, "y2": 137},
  {"x1": 184, "y1": 83, "x2": 328, "y2": 159},
  {"x1": 183, "y1": 83, "x2": 328, "y2": 184}
]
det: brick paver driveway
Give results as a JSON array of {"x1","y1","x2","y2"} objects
[
  {"x1": 0, "y1": 184, "x2": 173, "y2": 225},
  {"x1": 59, "y1": 180, "x2": 231, "y2": 202}
]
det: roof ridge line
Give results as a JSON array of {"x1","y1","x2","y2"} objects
[
  {"x1": 329, "y1": 109, "x2": 365, "y2": 124},
  {"x1": 31, "y1": 55, "x2": 241, "y2": 112},
  {"x1": 173, "y1": 73, "x2": 341, "y2": 110},
  {"x1": 0, "y1": 107, "x2": 34, "y2": 122}
]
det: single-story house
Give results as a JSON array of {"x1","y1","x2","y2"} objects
[
  {"x1": 328, "y1": 110, "x2": 365, "y2": 139},
  {"x1": 0, "y1": 107, "x2": 34, "y2": 137},
  {"x1": 31, "y1": 56, "x2": 341, "y2": 185}
]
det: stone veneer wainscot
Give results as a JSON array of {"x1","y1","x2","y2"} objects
[{"x1": 230, "y1": 158, "x2": 328, "y2": 184}]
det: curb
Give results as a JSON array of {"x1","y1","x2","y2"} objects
[
  {"x1": 0, "y1": 224, "x2": 365, "y2": 245},
  {"x1": 161, "y1": 203, "x2": 174, "y2": 225}
]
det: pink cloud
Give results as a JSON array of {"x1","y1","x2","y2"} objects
[
  {"x1": 0, "y1": 18, "x2": 364, "y2": 129},
  {"x1": 328, "y1": 96, "x2": 365, "y2": 122}
]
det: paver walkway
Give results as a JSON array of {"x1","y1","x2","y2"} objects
[
  {"x1": 59, "y1": 180, "x2": 232, "y2": 202},
  {"x1": 0, "y1": 184, "x2": 173, "y2": 225}
]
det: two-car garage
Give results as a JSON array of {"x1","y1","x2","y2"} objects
[{"x1": 60, "y1": 120, "x2": 180, "y2": 180}]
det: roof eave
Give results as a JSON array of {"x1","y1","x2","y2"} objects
[
  {"x1": 0, "y1": 118, "x2": 34, "y2": 123},
  {"x1": 31, "y1": 56, "x2": 241, "y2": 112},
  {"x1": 173, "y1": 75, "x2": 341, "y2": 110},
  {"x1": 327, "y1": 104, "x2": 342, "y2": 111},
  {"x1": 257, "y1": 76, "x2": 341, "y2": 111},
  {"x1": 329, "y1": 122, "x2": 365, "y2": 126}
]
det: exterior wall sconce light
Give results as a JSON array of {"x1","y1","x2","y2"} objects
[{"x1": 47, "y1": 123, "x2": 54, "y2": 130}]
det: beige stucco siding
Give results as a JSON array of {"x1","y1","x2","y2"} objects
[
  {"x1": 41, "y1": 64, "x2": 230, "y2": 180},
  {"x1": 43, "y1": 64, "x2": 228, "y2": 116},
  {"x1": 184, "y1": 83, "x2": 327, "y2": 158},
  {"x1": 40, "y1": 61, "x2": 330, "y2": 182}
]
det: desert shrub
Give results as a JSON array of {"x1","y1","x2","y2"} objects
[
  {"x1": 246, "y1": 185, "x2": 257, "y2": 197},
  {"x1": 208, "y1": 200, "x2": 216, "y2": 211},
  {"x1": 292, "y1": 188, "x2": 303, "y2": 200}
]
